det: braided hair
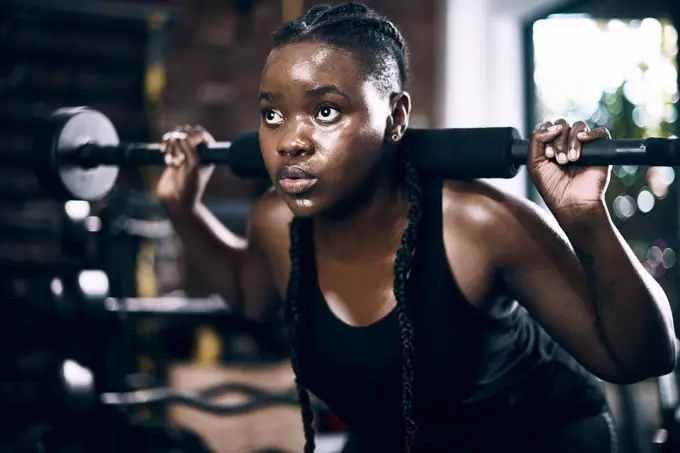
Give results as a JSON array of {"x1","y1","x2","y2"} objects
[{"x1": 273, "y1": 4, "x2": 423, "y2": 452}]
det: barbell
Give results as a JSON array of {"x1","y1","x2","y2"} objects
[{"x1": 33, "y1": 106, "x2": 680, "y2": 201}]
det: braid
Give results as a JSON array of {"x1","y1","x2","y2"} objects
[
  {"x1": 378, "y1": 20, "x2": 407, "y2": 55},
  {"x1": 393, "y1": 149, "x2": 423, "y2": 452},
  {"x1": 301, "y1": 4, "x2": 332, "y2": 25},
  {"x1": 313, "y1": 2, "x2": 373, "y2": 21},
  {"x1": 273, "y1": 4, "x2": 421, "y2": 452},
  {"x1": 285, "y1": 216, "x2": 316, "y2": 453},
  {"x1": 284, "y1": 152, "x2": 424, "y2": 453}
]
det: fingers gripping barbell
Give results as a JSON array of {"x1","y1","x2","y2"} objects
[
  {"x1": 34, "y1": 106, "x2": 680, "y2": 201},
  {"x1": 33, "y1": 107, "x2": 265, "y2": 201}
]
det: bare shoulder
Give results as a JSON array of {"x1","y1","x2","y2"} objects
[
  {"x1": 439, "y1": 179, "x2": 565, "y2": 311},
  {"x1": 441, "y1": 179, "x2": 566, "y2": 261},
  {"x1": 247, "y1": 188, "x2": 295, "y2": 293},
  {"x1": 249, "y1": 187, "x2": 294, "y2": 251},
  {"x1": 441, "y1": 179, "x2": 515, "y2": 236}
]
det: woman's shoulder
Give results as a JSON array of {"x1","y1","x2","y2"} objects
[
  {"x1": 248, "y1": 188, "x2": 294, "y2": 249},
  {"x1": 441, "y1": 179, "x2": 514, "y2": 227},
  {"x1": 252, "y1": 187, "x2": 292, "y2": 216},
  {"x1": 441, "y1": 179, "x2": 541, "y2": 236},
  {"x1": 440, "y1": 178, "x2": 561, "y2": 246}
]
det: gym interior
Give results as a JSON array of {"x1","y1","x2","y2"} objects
[{"x1": 2, "y1": 0, "x2": 680, "y2": 452}]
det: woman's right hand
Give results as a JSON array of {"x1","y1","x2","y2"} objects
[{"x1": 157, "y1": 125, "x2": 216, "y2": 216}]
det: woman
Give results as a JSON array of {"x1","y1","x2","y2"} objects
[{"x1": 157, "y1": 3, "x2": 676, "y2": 452}]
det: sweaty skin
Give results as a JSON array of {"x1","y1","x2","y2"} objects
[{"x1": 158, "y1": 42, "x2": 675, "y2": 386}]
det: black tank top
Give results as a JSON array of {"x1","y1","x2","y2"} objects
[{"x1": 303, "y1": 178, "x2": 609, "y2": 452}]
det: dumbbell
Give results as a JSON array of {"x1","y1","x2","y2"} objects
[{"x1": 33, "y1": 106, "x2": 680, "y2": 201}]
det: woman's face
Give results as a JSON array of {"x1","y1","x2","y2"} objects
[{"x1": 258, "y1": 42, "x2": 396, "y2": 217}]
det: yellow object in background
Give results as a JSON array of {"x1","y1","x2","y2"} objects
[
  {"x1": 136, "y1": 242, "x2": 158, "y2": 298},
  {"x1": 195, "y1": 326, "x2": 223, "y2": 365}
]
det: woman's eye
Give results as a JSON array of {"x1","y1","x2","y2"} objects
[
  {"x1": 263, "y1": 110, "x2": 283, "y2": 125},
  {"x1": 316, "y1": 105, "x2": 341, "y2": 123}
]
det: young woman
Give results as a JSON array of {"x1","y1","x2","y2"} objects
[{"x1": 157, "y1": 3, "x2": 676, "y2": 452}]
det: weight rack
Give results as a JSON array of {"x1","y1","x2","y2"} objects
[{"x1": 0, "y1": 1, "x2": 177, "y2": 452}]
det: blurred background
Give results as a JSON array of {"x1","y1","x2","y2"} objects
[{"x1": 1, "y1": 0, "x2": 680, "y2": 452}]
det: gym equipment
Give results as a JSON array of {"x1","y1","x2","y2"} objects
[
  {"x1": 0, "y1": 198, "x2": 101, "y2": 278},
  {"x1": 2, "y1": 268, "x2": 301, "y2": 453},
  {"x1": 34, "y1": 106, "x2": 680, "y2": 200},
  {"x1": 654, "y1": 343, "x2": 680, "y2": 453},
  {"x1": 48, "y1": 269, "x2": 251, "y2": 321},
  {"x1": 105, "y1": 294, "x2": 229, "y2": 315},
  {"x1": 99, "y1": 381, "x2": 324, "y2": 414},
  {"x1": 58, "y1": 358, "x2": 320, "y2": 416},
  {"x1": 44, "y1": 268, "x2": 289, "y2": 356},
  {"x1": 655, "y1": 371, "x2": 680, "y2": 452}
]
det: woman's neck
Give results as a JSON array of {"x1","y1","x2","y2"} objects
[{"x1": 313, "y1": 160, "x2": 410, "y2": 260}]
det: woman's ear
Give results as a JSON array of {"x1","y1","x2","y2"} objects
[{"x1": 389, "y1": 92, "x2": 411, "y2": 141}]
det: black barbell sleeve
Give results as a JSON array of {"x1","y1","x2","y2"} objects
[
  {"x1": 403, "y1": 127, "x2": 522, "y2": 179},
  {"x1": 510, "y1": 138, "x2": 663, "y2": 166},
  {"x1": 65, "y1": 132, "x2": 269, "y2": 178},
  {"x1": 72, "y1": 142, "x2": 233, "y2": 166},
  {"x1": 62, "y1": 128, "x2": 680, "y2": 180}
]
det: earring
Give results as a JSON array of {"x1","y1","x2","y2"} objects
[{"x1": 391, "y1": 133, "x2": 399, "y2": 142}]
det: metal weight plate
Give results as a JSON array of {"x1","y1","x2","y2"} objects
[{"x1": 33, "y1": 107, "x2": 120, "y2": 201}]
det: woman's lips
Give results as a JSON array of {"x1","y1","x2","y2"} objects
[
  {"x1": 278, "y1": 177, "x2": 318, "y2": 194},
  {"x1": 276, "y1": 165, "x2": 318, "y2": 195}
]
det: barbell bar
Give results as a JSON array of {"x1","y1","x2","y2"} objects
[
  {"x1": 48, "y1": 271, "x2": 281, "y2": 339},
  {"x1": 99, "y1": 384, "x2": 326, "y2": 414},
  {"x1": 34, "y1": 106, "x2": 680, "y2": 201},
  {"x1": 104, "y1": 294, "x2": 229, "y2": 315}
]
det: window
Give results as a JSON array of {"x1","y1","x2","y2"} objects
[{"x1": 527, "y1": 10, "x2": 679, "y2": 307}]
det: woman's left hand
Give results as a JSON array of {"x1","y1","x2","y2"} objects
[{"x1": 528, "y1": 119, "x2": 612, "y2": 222}]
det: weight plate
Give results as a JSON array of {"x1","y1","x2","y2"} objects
[{"x1": 34, "y1": 107, "x2": 120, "y2": 201}]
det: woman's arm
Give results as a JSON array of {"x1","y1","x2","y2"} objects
[
  {"x1": 158, "y1": 126, "x2": 282, "y2": 321},
  {"x1": 491, "y1": 118, "x2": 677, "y2": 384},
  {"x1": 493, "y1": 195, "x2": 675, "y2": 384},
  {"x1": 169, "y1": 197, "x2": 282, "y2": 320}
]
